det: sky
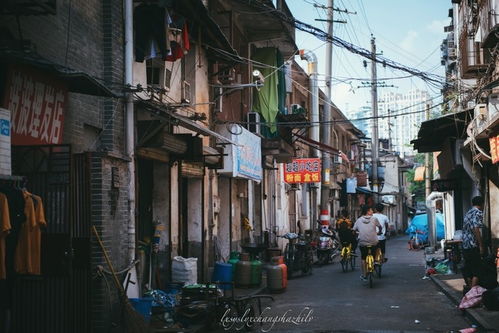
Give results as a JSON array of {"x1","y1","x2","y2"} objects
[{"x1": 286, "y1": 0, "x2": 452, "y2": 114}]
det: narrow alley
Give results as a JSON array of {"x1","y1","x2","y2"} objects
[{"x1": 243, "y1": 237, "x2": 470, "y2": 332}]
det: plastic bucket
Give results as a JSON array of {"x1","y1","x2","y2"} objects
[
  {"x1": 129, "y1": 297, "x2": 153, "y2": 321},
  {"x1": 212, "y1": 262, "x2": 233, "y2": 290}
]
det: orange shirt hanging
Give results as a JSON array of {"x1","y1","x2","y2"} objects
[
  {"x1": 14, "y1": 191, "x2": 46, "y2": 275},
  {"x1": 0, "y1": 193, "x2": 11, "y2": 279}
]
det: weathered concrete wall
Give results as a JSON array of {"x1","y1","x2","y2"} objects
[{"x1": 170, "y1": 163, "x2": 180, "y2": 257}]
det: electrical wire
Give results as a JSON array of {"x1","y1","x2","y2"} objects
[{"x1": 233, "y1": 0, "x2": 447, "y2": 88}]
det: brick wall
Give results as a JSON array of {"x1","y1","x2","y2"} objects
[{"x1": 1, "y1": 1, "x2": 130, "y2": 332}]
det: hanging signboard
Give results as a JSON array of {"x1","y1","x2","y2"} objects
[
  {"x1": 217, "y1": 124, "x2": 262, "y2": 181},
  {"x1": 0, "y1": 108, "x2": 11, "y2": 175},
  {"x1": 283, "y1": 158, "x2": 321, "y2": 184},
  {"x1": 490, "y1": 135, "x2": 499, "y2": 164},
  {"x1": 2, "y1": 65, "x2": 68, "y2": 145}
]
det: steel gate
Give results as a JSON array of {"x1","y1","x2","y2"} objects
[{"x1": 11, "y1": 146, "x2": 91, "y2": 333}]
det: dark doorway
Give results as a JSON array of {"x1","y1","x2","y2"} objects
[
  {"x1": 137, "y1": 158, "x2": 154, "y2": 290},
  {"x1": 179, "y1": 177, "x2": 189, "y2": 258}
]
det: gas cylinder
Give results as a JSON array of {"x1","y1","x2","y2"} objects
[
  {"x1": 250, "y1": 258, "x2": 262, "y2": 287},
  {"x1": 235, "y1": 253, "x2": 252, "y2": 287},
  {"x1": 228, "y1": 252, "x2": 240, "y2": 275},
  {"x1": 267, "y1": 256, "x2": 286, "y2": 293},
  {"x1": 277, "y1": 255, "x2": 288, "y2": 289}
]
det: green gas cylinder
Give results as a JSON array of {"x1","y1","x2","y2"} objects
[
  {"x1": 228, "y1": 252, "x2": 240, "y2": 275},
  {"x1": 250, "y1": 258, "x2": 262, "y2": 287}
]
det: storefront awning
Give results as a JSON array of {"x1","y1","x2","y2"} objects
[
  {"x1": 137, "y1": 100, "x2": 237, "y2": 145},
  {"x1": 0, "y1": 49, "x2": 116, "y2": 97},
  {"x1": 411, "y1": 109, "x2": 473, "y2": 153}
]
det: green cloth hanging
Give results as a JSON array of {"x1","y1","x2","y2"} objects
[{"x1": 252, "y1": 47, "x2": 279, "y2": 134}]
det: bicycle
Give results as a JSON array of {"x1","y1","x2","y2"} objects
[
  {"x1": 176, "y1": 282, "x2": 274, "y2": 331},
  {"x1": 365, "y1": 246, "x2": 376, "y2": 288},
  {"x1": 374, "y1": 247, "x2": 383, "y2": 278},
  {"x1": 340, "y1": 242, "x2": 355, "y2": 272},
  {"x1": 279, "y1": 233, "x2": 313, "y2": 279}
]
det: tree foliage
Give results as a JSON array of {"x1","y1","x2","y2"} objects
[{"x1": 406, "y1": 153, "x2": 427, "y2": 203}]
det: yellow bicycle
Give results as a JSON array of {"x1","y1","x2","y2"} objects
[
  {"x1": 340, "y1": 242, "x2": 355, "y2": 272},
  {"x1": 365, "y1": 246, "x2": 376, "y2": 288}
]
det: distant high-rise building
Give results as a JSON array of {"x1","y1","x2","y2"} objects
[
  {"x1": 376, "y1": 90, "x2": 432, "y2": 156},
  {"x1": 348, "y1": 105, "x2": 371, "y2": 138}
]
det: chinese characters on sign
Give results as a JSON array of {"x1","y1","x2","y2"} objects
[
  {"x1": 283, "y1": 158, "x2": 321, "y2": 184},
  {"x1": 3, "y1": 65, "x2": 67, "y2": 145},
  {"x1": 490, "y1": 135, "x2": 499, "y2": 164}
]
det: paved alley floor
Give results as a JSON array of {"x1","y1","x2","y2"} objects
[{"x1": 219, "y1": 237, "x2": 473, "y2": 332}]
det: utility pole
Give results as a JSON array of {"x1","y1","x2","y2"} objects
[
  {"x1": 315, "y1": 1, "x2": 355, "y2": 225},
  {"x1": 425, "y1": 104, "x2": 431, "y2": 199},
  {"x1": 319, "y1": 0, "x2": 334, "y2": 227},
  {"x1": 371, "y1": 36, "x2": 380, "y2": 203}
]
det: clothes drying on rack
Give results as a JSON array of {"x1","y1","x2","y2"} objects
[{"x1": 0, "y1": 184, "x2": 46, "y2": 280}]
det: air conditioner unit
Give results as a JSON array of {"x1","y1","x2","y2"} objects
[
  {"x1": 448, "y1": 48, "x2": 457, "y2": 58},
  {"x1": 146, "y1": 60, "x2": 171, "y2": 90},
  {"x1": 474, "y1": 103, "x2": 488, "y2": 133},
  {"x1": 487, "y1": 93, "x2": 499, "y2": 124},
  {"x1": 246, "y1": 112, "x2": 260, "y2": 135},
  {"x1": 182, "y1": 81, "x2": 191, "y2": 104}
]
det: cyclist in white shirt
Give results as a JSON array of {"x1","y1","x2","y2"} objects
[{"x1": 373, "y1": 203, "x2": 389, "y2": 262}]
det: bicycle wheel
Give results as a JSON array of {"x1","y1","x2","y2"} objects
[
  {"x1": 340, "y1": 258, "x2": 348, "y2": 272},
  {"x1": 368, "y1": 272, "x2": 373, "y2": 288},
  {"x1": 350, "y1": 255, "x2": 355, "y2": 271},
  {"x1": 284, "y1": 245, "x2": 294, "y2": 279},
  {"x1": 375, "y1": 263, "x2": 382, "y2": 278}
]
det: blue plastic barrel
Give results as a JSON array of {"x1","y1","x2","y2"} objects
[
  {"x1": 212, "y1": 262, "x2": 233, "y2": 290},
  {"x1": 129, "y1": 297, "x2": 153, "y2": 321}
]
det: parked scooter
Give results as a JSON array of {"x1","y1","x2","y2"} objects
[
  {"x1": 278, "y1": 233, "x2": 313, "y2": 279},
  {"x1": 315, "y1": 223, "x2": 340, "y2": 266}
]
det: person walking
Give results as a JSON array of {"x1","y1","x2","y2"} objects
[
  {"x1": 353, "y1": 205, "x2": 382, "y2": 282},
  {"x1": 462, "y1": 196, "x2": 485, "y2": 287},
  {"x1": 373, "y1": 203, "x2": 389, "y2": 262}
]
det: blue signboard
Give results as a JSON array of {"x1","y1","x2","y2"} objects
[{"x1": 218, "y1": 124, "x2": 263, "y2": 181}]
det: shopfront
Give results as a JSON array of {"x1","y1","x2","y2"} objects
[
  {"x1": 0, "y1": 59, "x2": 113, "y2": 333},
  {"x1": 217, "y1": 124, "x2": 263, "y2": 259}
]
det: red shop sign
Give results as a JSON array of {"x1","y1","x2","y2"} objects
[
  {"x1": 2, "y1": 65, "x2": 67, "y2": 145},
  {"x1": 284, "y1": 158, "x2": 321, "y2": 183},
  {"x1": 490, "y1": 135, "x2": 499, "y2": 164}
]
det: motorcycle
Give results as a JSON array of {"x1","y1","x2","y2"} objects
[{"x1": 315, "y1": 224, "x2": 340, "y2": 266}]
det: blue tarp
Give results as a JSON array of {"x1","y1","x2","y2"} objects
[{"x1": 405, "y1": 213, "x2": 445, "y2": 244}]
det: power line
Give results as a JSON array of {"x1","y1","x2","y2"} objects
[
  {"x1": 220, "y1": 101, "x2": 446, "y2": 127},
  {"x1": 232, "y1": 0, "x2": 447, "y2": 87}
]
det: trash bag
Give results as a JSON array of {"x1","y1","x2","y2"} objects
[
  {"x1": 435, "y1": 260, "x2": 451, "y2": 274},
  {"x1": 172, "y1": 256, "x2": 198, "y2": 285},
  {"x1": 482, "y1": 287, "x2": 499, "y2": 311},
  {"x1": 459, "y1": 285, "x2": 487, "y2": 309}
]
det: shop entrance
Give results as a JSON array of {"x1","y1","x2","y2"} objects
[{"x1": 7, "y1": 145, "x2": 91, "y2": 333}]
